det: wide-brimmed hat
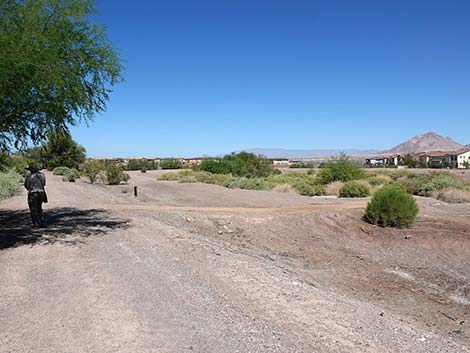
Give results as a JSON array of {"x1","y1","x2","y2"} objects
[{"x1": 28, "y1": 163, "x2": 40, "y2": 172}]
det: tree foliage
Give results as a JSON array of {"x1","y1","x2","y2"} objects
[
  {"x1": 41, "y1": 130, "x2": 86, "y2": 169},
  {"x1": 0, "y1": 0, "x2": 123, "y2": 149},
  {"x1": 317, "y1": 153, "x2": 366, "y2": 184}
]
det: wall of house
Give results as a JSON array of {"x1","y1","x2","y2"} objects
[{"x1": 457, "y1": 151, "x2": 470, "y2": 169}]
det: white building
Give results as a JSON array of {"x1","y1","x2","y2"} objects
[{"x1": 456, "y1": 147, "x2": 470, "y2": 169}]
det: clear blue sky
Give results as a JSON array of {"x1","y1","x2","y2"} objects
[{"x1": 70, "y1": 0, "x2": 470, "y2": 157}]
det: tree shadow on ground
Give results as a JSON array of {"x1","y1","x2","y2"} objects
[{"x1": 0, "y1": 207, "x2": 129, "y2": 250}]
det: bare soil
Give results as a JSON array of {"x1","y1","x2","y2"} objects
[{"x1": 1, "y1": 170, "x2": 469, "y2": 352}]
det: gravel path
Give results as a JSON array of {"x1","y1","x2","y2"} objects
[{"x1": 0, "y1": 172, "x2": 468, "y2": 353}]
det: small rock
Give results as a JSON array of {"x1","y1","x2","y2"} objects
[
  {"x1": 218, "y1": 230, "x2": 223, "y2": 234},
  {"x1": 405, "y1": 235, "x2": 411, "y2": 239}
]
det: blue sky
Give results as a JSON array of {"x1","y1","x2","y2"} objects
[{"x1": 70, "y1": 0, "x2": 470, "y2": 157}]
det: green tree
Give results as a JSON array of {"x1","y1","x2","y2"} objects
[
  {"x1": 225, "y1": 152, "x2": 274, "y2": 178},
  {"x1": 80, "y1": 159, "x2": 103, "y2": 184},
  {"x1": 317, "y1": 153, "x2": 366, "y2": 184},
  {"x1": 41, "y1": 130, "x2": 86, "y2": 169},
  {"x1": 0, "y1": 0, "x2": 123, "y2": 149}
]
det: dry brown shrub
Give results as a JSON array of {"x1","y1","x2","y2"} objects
[
  {"x1": 272, "y1": 184, "x2": 295, "y2": 193},
  {"x1": 437, "y1": 187, "x2": 470, "y2": 203},
  {"x1": 325, "y1": 181, "x2": 344, "y2": 196}
]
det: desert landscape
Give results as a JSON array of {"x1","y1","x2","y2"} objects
[{"x1": 1, "y1": 169, "x2": 469, "y2": 352}]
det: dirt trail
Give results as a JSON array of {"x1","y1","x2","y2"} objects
[{"x1": 1, "y1": 172, "x2": 469, "y2": 353}]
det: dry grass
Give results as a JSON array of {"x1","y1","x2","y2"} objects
[
  {"x1": 437, "y1": 187, "x2": 470, "y2": 203},
  {"x1": 325, "y1": 181, "x2": 344, "y2": 196},
  {"x1": 272, "y1": 184, "x2": 296, "y2": 193}
]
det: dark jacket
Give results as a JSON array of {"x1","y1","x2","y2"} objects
[{"x1": 24, "y1": 171, "x2": 46, "y2": 194}]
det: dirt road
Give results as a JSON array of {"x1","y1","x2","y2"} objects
[{"x1": 1, "y1": 171, "x2": 469, "y2": 352}]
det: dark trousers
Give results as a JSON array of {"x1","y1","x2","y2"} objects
[{"x1": 28, "y1": 192, "x2": 45, "y2": 226}]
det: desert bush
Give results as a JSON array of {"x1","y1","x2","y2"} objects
[
  {"x1": 0, "y1": 169, "x2": 23, "y2": 200},
  {"x1": 272, "y1": 184, "x2": 296, "y2": 193},
  {"x1": 141, "y1": 168, "x2": 147, "y2": 173},
  {"x1": 62, "y1": 168, "x2": 81, "y2": 182},
  {"x1": 124, "y1": 159, "x2": 158, "y2": 171},
  {"x1": 416, "y1": 172, "x2": 464, "y2": 196},
  {"x1": 437, "y1": 187, "x2": 470, "y2": 203},
  {"x1": 80, "y1": 160, "x2": 104, "y2": 184},
  {"x1": 339, "y1": 181, "x2": 370, "y2": 198},
  {"x1": 293, "y1": 180, "x2": 325, "y2": 196},
  {"x1": 267, "y1": 171, "x2": 315, "y2": 186},
  {"x1": 393, "y1": 177, "x2": 421, "y2": 195},
  {"x1": 158, "y1": 173, "x2": 180, "y2": 181},
  {"x1": 178, "y1": 176, "x2": 198, "y2": 183},
  {"x1": 225, "y1": 152, "x2": 274, "y2": 178},
  {"x1": 325, "y1": 181, "x2": 344, "y2": 196},
  {"x1": 376, "y1": 170, "x2": 411, "y2": 181},
  {"x1": 364, "y1": 187, "x2": 418, "y2": 228},
  {"x1": 367, "y1": 176, "x2": 389, "y2": 187},
  {"x1": 223, "y1": 177, "x2": 273, "y2": 190},
  {"x1": 196, "y1": 159, "x2": 232, "y2": 174},
  {"x1": 316, "y1": 154, "x2": 366, "y2": 184},
  {"x1": 105, "y1": 163, "x2": 130, "y2": 185},
  {"x1": 53, "y1": 166, "x2": 71, "y2": 175},
  {"x1": 160, "y1": 158, "x2": 183, "y2": 169}
]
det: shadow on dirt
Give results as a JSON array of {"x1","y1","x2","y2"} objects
[{"x1": 0, "y1": 207, "x2": 129, "y2": 250}]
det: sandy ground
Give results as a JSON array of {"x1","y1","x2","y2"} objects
[{"x1": 0, "y1": 170, "x2": 469, "y2": 353}]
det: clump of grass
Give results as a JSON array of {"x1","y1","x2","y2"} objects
[
  {"x1": 367, "y1": 176, "x2": 390, "y2": 187},
  {"x1": 364, "y1": 187, "x2": 418, "y2": 228},
  {"x1": 158, "y1": 173, "x2": 180, "y2": 181},
  {"x1": 437, "y1": 187, "x2": 470, "y2": 203},
  {"x1": 325, "y1": 181, "x2": 344, "y2": 196},
  {"x1": 339, "y1": 181, "x2": 370, "y2": 198},
  {"x1": 178, "y1": 176, "x2": 198, "y2": 183},
  {"x1": 223, "y1": 177, "x2": 273, "y2": 190},
  {"x1": 375, "y1": 170, "x2": 411, "y2": 181},
  {"x1": 272, "y1": 184, "x2": 296, "y2": 193}
]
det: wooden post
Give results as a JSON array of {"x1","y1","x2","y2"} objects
[{"x1": 134, "y1": 186, "x2": 138, "y2": 197}]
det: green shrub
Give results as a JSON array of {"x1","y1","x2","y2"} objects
[
  {"x1": 141, "y1": 168, "x2": 147, "y2": 173},
  {"x1": 416, "y1": 172, "x2": 464, "y2": 196},
  {"x1": 294, "y1": 180, "x2": 325, "y2": 196},
  {"x1": 364, "y1": 187, "x2": 418, "y2": 228},
  {"x1": 53, "y1": 166, "x2": 71, "y2": 175},
  {"x1": 376, "y1": 170, "x2": 411, "y2": 181},
  {"x1": 225, "y1": 152, "x2": 274, "y2": 178},
  {"x1": 267, "y1": 171, "x2": 316, "y2": 187},
  {"x1": 124, "y1": 159, "x2": 158, "y2": 171},
  {"x1": 105, "y1": 163, "x2": 130, "y2": 185},
  {"x1": 339, "y1": 181, "x2": 370, "y2": 197},
  {"x1": 160, "y1": 158, "x2": 183, "y2": 169},
  {"x1": 316, "y1": 154, "x2": 366, "y2": 184},
  {"x1": 62, "y1": 168, "x2": 81, "y2": 182},
  {"x1": 0, "y1": 169, "x2": 23, "y2": 200},
  {"x1": 392, "y1": 172, "x2": 467, "y2": 197},
  {"x1": 367, "y1": 176, "x2": 389, "y2": 187},
  {"x1": 393, "y1": 178, "x2": 421, "y2": 195},
  {"x1": 223, "y1": 177, "x2": 273, "y2": 190},
  {"x1": 196, "y1": 159, "x2": 232, "y2": 174},
  {"x1": 178, "y1": 176, "x2": 197, "y2": 183}
]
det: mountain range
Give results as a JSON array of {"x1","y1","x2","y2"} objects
[
  {"x1": 243, "y1": 132, "x2": 464, "y2": 159},
  {"x1": 379, "y1": 132, "x2": 463, "y2": 155}
]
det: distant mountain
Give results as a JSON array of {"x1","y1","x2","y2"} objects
[
  {"x1": 245, "y1": 148, "x2": 379, "y2": 159},
  {"x1": 380, "y1": 132, "x2": 463, "y2": 155}
]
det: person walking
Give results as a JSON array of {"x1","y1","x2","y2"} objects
[{"x1": 24, "y1": 163, "x2": 47, "y2": 229}]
